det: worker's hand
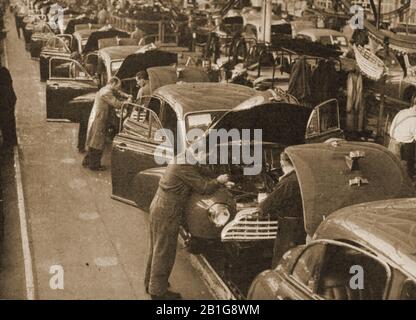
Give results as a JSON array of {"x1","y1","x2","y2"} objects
[{"x1": 216, "y1": 174, "x2": 230, "y2": 185}]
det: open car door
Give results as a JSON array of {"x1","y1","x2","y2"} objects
[
  {"x1": 39, "y1": 36, "x2": 72, "y2": 82},
  {"x1": 46, "y1": 57, "x2": 98, "y2": 121},
  {"x1": 305, "y1": 99, "x2": 343, "y2": 143},
  {"x1": 111, "y1": 100, "x2": 172, "y2": 204}
]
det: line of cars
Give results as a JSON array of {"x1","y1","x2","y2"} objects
[{"x1": 19, "y1": 1, "x2": 416, "y2": 300}]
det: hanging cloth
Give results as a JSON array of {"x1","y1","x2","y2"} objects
[{"x1": 346, "y1": 71, "x2": 365, "y2": 132}]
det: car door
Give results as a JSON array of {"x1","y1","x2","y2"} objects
[
  {"x1": 277, "y1": 240, "x2": 391, "y2": 300},
  {"x1": 39, "y1": 36, "x2": 72, "y2": 82},
  {"x1": 305, "y1": 98, "x2": 343, "y2": 143},
  {"x1": 111, "y1": 98, "x2": 173, "y2": 204},
  {"x1": 46, "y1": 57, "x2": 98, "y2": 121},
  {"x1": 277, "y1": 243, "x2": 327, "y2": 300}
]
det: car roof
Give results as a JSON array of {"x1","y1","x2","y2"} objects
[
  {"x1": 320, "y1": 198, "x2": 416, "y2": 278},
  {"x1": 74, "y1": 28, "x2": 101, "y2": 38},
  {"x1": 99, "y1": 46, "x2": 141, "y2": 61},
  {"x1": 154, "y1": 83, "x2": 261, "y2": 119},
  {"x1": 298, "y1": 28, "x2": 345, "y2": 38}
]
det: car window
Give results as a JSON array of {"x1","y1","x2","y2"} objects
[
  {"x1": 292, "y1": 243, "x2": 327, "y2": 291},
  {"x1": 50, "y1": 58, "x2": 90, "y2": 79},
  {"x1": 318, "y1": 99, "x2": 339, "y2": 132},
  {"x1": 401, "y1": 280, "x2": 416, "y2": 300},
  {"x1": 319, "y1": 36, "x2": 332, "y2": 46},
  {"x1": 185, "y1": 111, "x2": 226, "y2": 133},
  {"x1": 305, "y1": 109, "x2": 319, "y2": 136},
  {"x1": 297, "y1": 34, "x2": 312, "y2": 41},
  {"x1": 317, "y1": 243, "x2": 389, "y2": 300},
  {"x1": 123, "y1": 105, "x2": 163, "y2": 142}
]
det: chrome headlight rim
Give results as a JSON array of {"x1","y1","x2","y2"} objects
[{"x1": 208, "y1": 203, "x2": 231, "y2": 228}]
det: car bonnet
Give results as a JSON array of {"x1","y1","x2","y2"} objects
[
  {"x1": 285, "y1": 141, "x2": 416, "y2": 236},
  {"x1": 208, "y1": 100, "x2": 312, "y2": 146}
]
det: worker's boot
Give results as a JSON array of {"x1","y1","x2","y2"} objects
[{"x1": 151, "y1": 290, "x2": 182, "y2": 300}]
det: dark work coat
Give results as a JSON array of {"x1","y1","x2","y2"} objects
[
  {"x1": 310, "y1": 60, "x2": 339, "y2": 106},
  {"x1": 288, "y1": 56, "x2": 312, "y2": 104},
  {"x1": 145, "y1": 162, "x2": 221, "y2": 296},
  {"x1": 0, "y1": 67, "x2": 17, "y2": 147},
  {"x1": 259, "y1": 170, "x2": 305, "y2": 268}
]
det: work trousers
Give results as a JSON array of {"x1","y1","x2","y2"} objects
[
  {"x1": 0, "y1": 117, "x2": 17, "y2": 148},
  {"x1": 82, "y1": 147, "x2": 103, "y2": 170},
  {"x1": 388, "y1": 138, "x2": 416, "y2": 178},
  {"x1": 145, "y1": 191, "x2": 182, "y2": 296},
  {"x1": 77, "y1": 119, "x2": 88, "y2": 152},
  {"x1": 272, "y1": 216, "x2": 306, "y2": 269}
]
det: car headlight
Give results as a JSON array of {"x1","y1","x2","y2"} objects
[{"x1": 208, "y1": 204, "x2": 231, "y2": 228}]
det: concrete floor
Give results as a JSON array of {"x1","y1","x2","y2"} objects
[{"x1": 0, "y1": 12, "x2": 213, "y2": 300}]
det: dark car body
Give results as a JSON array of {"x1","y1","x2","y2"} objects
[
  {"x1": 46, "y1": 49, "x2": 178, "y2": 123},
  {"x1": 111, "y1": 77, "x2": 344, "y2": 243},
  {"x1": 247, "y1": 142, "x2": 416, "y2": 300},
  {"x1": 39, "y1": 35, "x2": 74, "y2": 82}
]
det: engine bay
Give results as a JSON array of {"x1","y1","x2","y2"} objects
[{"x1": 204, "y1": 144, "x2": 285, "y2": 209}]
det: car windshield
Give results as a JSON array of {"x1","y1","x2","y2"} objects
[
  {"x1": 333, "y1": 36, "x2": 347, "y2": 47},
  {"x1": 319, "y1": 35, "x2": 332, "y2": 46},
  {"x1": 408, "y1": 53, "x2": 416, "y2": 67},
  {"x1": 185, "y1": 111, "x2": 226, "y2": 132},
  {"x1": 111, "y1": 61, "x2": 123, "y2": 75}
]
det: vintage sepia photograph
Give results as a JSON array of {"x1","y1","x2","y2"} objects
[{"x1": 0, "y1": 0, "x2": 415, "y2": 305}]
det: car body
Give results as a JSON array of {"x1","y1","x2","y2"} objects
[
  {"x1": 45, "y1": 49, "x2": 178, "y2": 123},
  {"x1": 39, "y1": 34, "x2": 74, "y2": 82},
  {"x1": 29, "y1": 21, "x2": 57, "y2": 58},
  {"x1": 96, "y1": 39, "x2": 141, "y2": 87},
  {"x1": 371, "y1": 48, "x2": 416, "y2": 105},
  {"x1": 72, "y1": 24, "x2": 104, "y2": 54},
  {"x1": 111, "y1": 75, "x2": 345, "y2": 245},
  {"x1": 247, "y1": 141, "x2": 416, "y2": 300},
  {"x1": 241, "y1": 7, "x2": 293, "y2": 40},
  {"x1": 296, "y1": 28, "x2": 349, "y2": 55}
]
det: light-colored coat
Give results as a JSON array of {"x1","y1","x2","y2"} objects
[{"x1": 86, "y1": 86, "x2": 124, "y2": 151}]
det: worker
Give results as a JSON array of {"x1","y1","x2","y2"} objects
[
  {"x1": 257, "y1": 151, "x2": 305, "y2": 268},
  {"x1": 0, "y1": 65, "x2": 17, "y2": 148},
  {"x1": 82, "y1": 77, "x2": 132, "y2": 170},
  {"x1": 135, "y1": 70, "x2": 150, "y2": 105},
  {"x1": 388, "y1": 96, "x2": 416, "y2": 179},
  {"x1": 145, "y1": 153, "x2": 230, "y2": 300}
]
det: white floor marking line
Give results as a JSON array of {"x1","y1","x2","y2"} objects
[
  {"x1": 5, "y1": 30, "x2": 36, "y2": 300},
  {"x1": 14, "y1": 147, "x2": 36, "y2": 300}
]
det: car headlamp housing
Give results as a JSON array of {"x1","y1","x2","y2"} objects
[{"x1": 208, "y1": 203, "x2": 231, "y2": 228}]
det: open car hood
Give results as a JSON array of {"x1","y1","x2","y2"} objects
[
  {"x1": 285, "y1": 141, "x2": 415, "y2": 237},
  {"x1": 209, "y1": 101, "x2": 312, "y2": 146},
  {"x1": 148, "y1": 66, "x2": 210, "y2": 93},
  {"x1": 115, "y1": 50, "x2": 178, "y2": 80}
]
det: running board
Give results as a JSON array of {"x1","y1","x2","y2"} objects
[
  {"x1": 46, "y1": 119, "x2": 72, "y2": 123},
  {"x1": 178, "y1": 235, "x2": 237, "y2": 301},
  {"x1": 110, "y1": 194, "x2": 137, "y2": 207}
]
